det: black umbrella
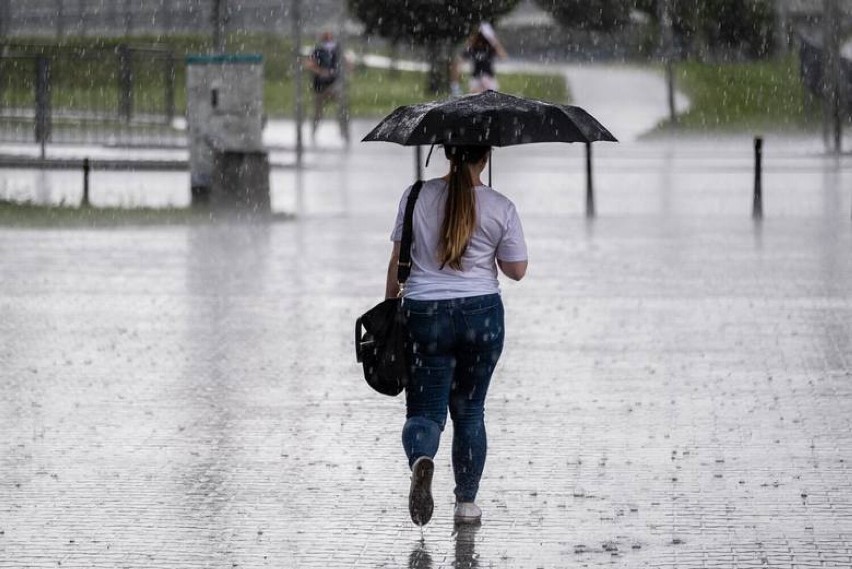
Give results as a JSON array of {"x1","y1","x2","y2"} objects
[{"x1": 362, "y1": 90, "x2": 617, "y2": 147}]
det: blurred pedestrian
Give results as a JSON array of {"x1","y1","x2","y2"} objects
[
  {"x1": 462, "y1": 22, "x2": 508, "y2": 94},
  {"x1": 386, "y1": 144, "x2": 528, "y2": 526},
  {"x1": 303, "y1": 30, "x2": 349, "y2": 144}
]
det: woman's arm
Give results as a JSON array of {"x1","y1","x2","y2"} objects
[
  {"x1": 385, "y1": 241, "x2": 402, "y2": 298},
  {"x1": 493, "y1": 39, "x2": 508, "y2": 60},
  {"x1": 498, "y1": 259, "x2": 527, "y2": 281}
]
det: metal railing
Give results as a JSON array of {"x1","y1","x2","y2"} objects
[{"x1": 0, "y1": 42, "x2": 183, "y2": 147}]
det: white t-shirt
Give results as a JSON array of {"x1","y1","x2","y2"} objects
[{"x1": 390, "y1": 178, "x2": 527, "y2": 301}]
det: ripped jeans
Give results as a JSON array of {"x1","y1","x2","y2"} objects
[{"x1": 401, "y1": 293, "x2": 505, "y2": 503}]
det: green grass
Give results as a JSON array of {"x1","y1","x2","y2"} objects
[
  {"x1": 0, "y1": 199, "x2": 292, "y2": 227},
  {"x1": 660, "y1": 55, "x2": 821, "y2": 132},
  {"x1": 493, "y1": 72, "x2": 570, "y2": 105},
  {"x1": 270, "y1": 68, "x2": 567, "y2": 118},
  {"x1": 249, "y1": 54, "x2": 568, "y2": 117},
  {"x1": 1, "y1": 35, "x2": 568, "y2": 119}
]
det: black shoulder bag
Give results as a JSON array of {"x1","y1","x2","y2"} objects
[{"x1": 355, "y1": 180, "x2": 424, "y2": 396}]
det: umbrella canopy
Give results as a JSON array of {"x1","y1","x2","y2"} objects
[{"x1": 362, "y1": 90, "x2": 617, "y2": 147}]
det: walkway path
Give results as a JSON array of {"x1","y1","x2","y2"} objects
[
  {"x1": 562, "y1": 64, "x2": 690, "y2": 142},
  {"x1": 498, "y1": 60, "x2": 690, "y2": 142},
  {"x1": 2, "y1": 61, "x2": 852, "y2": 569}
]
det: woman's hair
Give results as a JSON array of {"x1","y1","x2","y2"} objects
[
  {"x1": 439, "y1": 145, "x2": 491, "y2": 271},
  {"x1": 471, "y1": 32, "x2": 490, "y2": 50}
]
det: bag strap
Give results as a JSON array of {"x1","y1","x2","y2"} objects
[{"x1": 396, "y1": 180, "x2": 424, "y2": 287}]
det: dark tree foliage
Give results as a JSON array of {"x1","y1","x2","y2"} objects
[
  {"x1": 348, "y1": 0, "x2": 519, "y2": 93},
  {"x1": 699, "y1": 0, "x2": 775, "y2": 57},
  {"x1": 348, "y1": 0, "x2": 520, "y2": 45},
  {"x1": 635, "y1": 0, "x2": 776, "y2": 58},
  {"x1": 534, "y1": 0, "x2": 633, "y2": 32}
]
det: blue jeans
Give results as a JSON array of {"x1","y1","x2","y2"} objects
[{"x1": 401, "y1": 293, "x2": 505, "y2": 503}]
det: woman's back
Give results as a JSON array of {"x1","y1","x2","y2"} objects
[{"x1": 390, "y1": 178, "x2": 526, "y2": 301}]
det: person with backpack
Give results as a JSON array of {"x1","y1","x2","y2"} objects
[
  {"x1": 385, "y1": 144, "x2": 528, "y2": 526},
  {"x1": 303, "y1": 30, "x2": 349, "y2": 143},
  {"x1": 462, "y1": 22, "x2": 508, "y2": 94}
]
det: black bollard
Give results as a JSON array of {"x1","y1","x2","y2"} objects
[
  {"x1": 81, "y1": 158, "x2": 91, "y2": 207},
  {"x1": 753, "y1": 137, "x2": 763, "y2": 220},
  {"x1": 585, "y1": 142, "x2": 595, "y2": 218}
]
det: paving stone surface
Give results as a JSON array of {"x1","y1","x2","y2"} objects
[{"x1": 2, "y1": 118, "x2": 852, "y2": 567}]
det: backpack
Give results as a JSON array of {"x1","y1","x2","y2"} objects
[{"x1": 313, "y1": 45, "x2": 339, "y2": 84}]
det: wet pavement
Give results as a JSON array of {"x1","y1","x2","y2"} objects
[{"x1": 2, "y1": 67, "x2": 852, "y2": 568}]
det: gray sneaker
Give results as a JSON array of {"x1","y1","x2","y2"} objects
[
  {"x1": 409, "y1": 456, "x2": 435, "y2": 526},
  {"x1": 453, "y1": 502, "x2": 482, "y2": 524}
]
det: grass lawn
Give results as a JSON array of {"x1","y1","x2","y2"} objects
[
  {"x1": 310, "y1": 67, "x2": 568, "y2": 117},
  {"x1": 1, "y1": 35, "x2": 568, "y2": 120},
  {"x1": 660, "y1": 54, "x2": 823, "y2": 132},
  {"x1": 0, "y1": 200, "x2": 291, "y2": 227}
]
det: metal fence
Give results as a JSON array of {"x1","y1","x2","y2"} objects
[{"x1": 0, "y1": 43, "x2": 183, "y2": 146}]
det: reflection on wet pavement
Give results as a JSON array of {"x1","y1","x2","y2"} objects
[{"x1": 453, "y1": 524, "x2": 480, "y2": 569}]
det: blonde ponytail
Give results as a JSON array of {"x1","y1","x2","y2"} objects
[{"x1": 439, "y1": 145, "x2": 490, "y2": 271}]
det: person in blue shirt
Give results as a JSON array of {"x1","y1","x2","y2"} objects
[{"x1": 303, "y1": 30, "x2": 349, "y2": 143}]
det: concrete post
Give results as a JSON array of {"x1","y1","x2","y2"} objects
[
  {"x1": 753, "y1": 137, "x2": 763, "y2": 219},
  {"x1": 81, "y1": 158, "x2": 91, "y2": 207},
  {"x1": 585, "y1": 143, "x2": 595, "y2": 218}
]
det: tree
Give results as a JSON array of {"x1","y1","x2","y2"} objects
[
  {"x1": 348, "y1": 0, "x2": 520, "y2": 93},
  {"x1": 700, "y1": 0, "x2": 775, "y2": 58},
  {"x1": 534, "y1": 0, "x2": 633, "y2": 32},
  {"x1": 635, "y1": 0, "x2": 775, "y2": 58}
]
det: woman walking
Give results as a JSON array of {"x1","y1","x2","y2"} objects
[
  {"x1": 462, "y1": 23, "x2": 508, "y2": 94},
  {"x1": 386, "y1": 145, "x2": 528, "y2": 526}
]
